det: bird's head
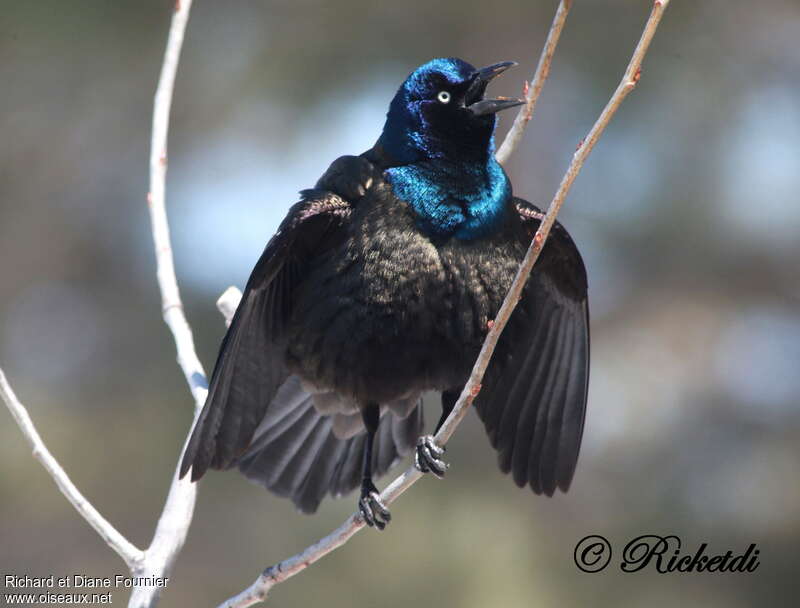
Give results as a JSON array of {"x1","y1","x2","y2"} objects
[{"x1": 377, "y1": 57, "x2": 523, "y2": 165}]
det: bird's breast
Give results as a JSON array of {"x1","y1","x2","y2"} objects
[{"x1": 286, "y1": 184, "x2": 525, "y2": 405}]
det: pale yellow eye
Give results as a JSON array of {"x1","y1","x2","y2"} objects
[{"x1": 437, "y1": 91, "x2": 451, "y2": 104}]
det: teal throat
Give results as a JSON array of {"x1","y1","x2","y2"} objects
[{"x1": 385, "y1": 156, "x2": 511, "y2": 240}]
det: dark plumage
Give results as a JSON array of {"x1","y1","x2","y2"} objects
[{"x1": 180, "y1": 58, "x2": 589, "y2": 528}]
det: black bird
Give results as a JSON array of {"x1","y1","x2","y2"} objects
[{"x1": 180, "y1": 58, "x2": 589, "y2": 529}]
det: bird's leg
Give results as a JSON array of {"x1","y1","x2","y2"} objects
[
  {"x1": 415, "y1": 390, "x2": 456, "y2": 478},
  {"x1": 358, "y1": 403, "x2": 391, "y2": 530}
]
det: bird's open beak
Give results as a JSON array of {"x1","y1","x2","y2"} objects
[{"x1": 465, "y1": 61, "x2": 525, "y2": 116}]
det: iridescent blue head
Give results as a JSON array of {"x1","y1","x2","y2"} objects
[
  {"x1": 378, "y1": 58, "x2": 522, "y2": 164},
  {"x1": 377, "y1": 58, "x2": 524, "y2": 240}
]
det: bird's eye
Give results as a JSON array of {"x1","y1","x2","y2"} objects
[{"x1": 437, "y1": 91, "x2": 451, "y2": 104}]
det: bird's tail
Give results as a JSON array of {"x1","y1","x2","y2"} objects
[{"x1": 236, "y1": 376, "x2": 423, "y2": 514}]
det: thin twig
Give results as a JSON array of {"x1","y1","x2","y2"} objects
[
  {"x1": 217, "y1": 1, "x2": 671, "y2": 606},
  {"x1": 146, "y1": 0, "x2": 205, "y2": 410},
  {"x1": 0, "y1": 368, "x2": 143, "y2": 569},
  {"x1": 496, "y1": 0, "x2": 572, "y2": 165},
  {"x1": 130, "y1": 1, "x2": 199, "y2": 607}
]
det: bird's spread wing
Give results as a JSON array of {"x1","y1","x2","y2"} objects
[
  {"x1": 475, "y1": 198, "x2": 589, "y2": 496},
  {"x1": 180, "y1": 184, "x2": 355, "y2": 482}
]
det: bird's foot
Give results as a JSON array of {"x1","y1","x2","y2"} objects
[
  {"x1": 358, "y1": 480, "x2": 391, "y2": 530},
  {"x1": 415, "y1": 435, "x2": 448, "y2": 478}
]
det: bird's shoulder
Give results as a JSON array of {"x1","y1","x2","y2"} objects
[
  {"x1": 252, "y1": 155, "x2": 384, "y2": 283},
  {"x1": 283, "y1": 153, "x2": 383, "y2": 231},
  {"x1": 313, "y1": 154, "x2": 382, "y2": 202}
]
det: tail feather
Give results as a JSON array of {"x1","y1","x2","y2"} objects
[
  {"x1": 273, "y1": 414, "x2": 331, "y2": 496},
  {"x1": 236, "y1": 377, "x2": 424, "y2": 513},
  {"x1": 252, "y1": 403, "x2": 320, "y2": 489},
  {"x1": 330, "y1": 434, "x2": 366, "y2": 498},
  {"x1": 295, "y1": 433, "x2": 350, "y2": 513}
]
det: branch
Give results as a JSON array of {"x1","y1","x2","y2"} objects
[
  {"x1": 218, "y1": 2, "x2": 671, "y2": 606},
  {"x1": 496, "y1": 0, "x2": 572, "y2": 165},
  {"x1": 131, "y1": 1, "x2": 200, "y2": 607},
  {"x1": 146, "y1": 0, "x2": 205, "y2": 410},
  {"x1": 0, "y1": 368, "x2": 143, "y2": 569},
  {"x1": 3, "y1": 3, "x2": 200, "y2": 606}
]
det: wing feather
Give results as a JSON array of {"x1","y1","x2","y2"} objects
[
  {"x1": 180, "y1": 190, "x2": 353, "y2": 481},
  {"x1": 476, "y1": 198, "x2": 589, "y2": 496}
]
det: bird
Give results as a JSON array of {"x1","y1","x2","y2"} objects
[{"x1": 180, "y1": 57, "x2": 589, "y2": 530}]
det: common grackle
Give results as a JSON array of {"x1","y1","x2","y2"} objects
[{"x1": 180, "y1": 58, "x2": 589, "y2": 530}]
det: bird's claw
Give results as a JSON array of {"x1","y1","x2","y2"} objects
[
  {"x1": 358, "y1": 481, "x2": 391, "y2": 530},
  {"x1": 415, "y1": 435, "x2": 448, "y2": 478}
]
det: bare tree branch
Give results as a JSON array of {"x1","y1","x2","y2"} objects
[
  {"x1": 130, "y1": 1, "x2": 200, "y2": 607},
  {"x1": 217, "y1": 1, "x2": 671, "y2": 606},
  {"x1": 496, "y1": 0, "x2": 572, "y2": 165},
  {"x1": 0, "y1": 368, "x2": 144, "y2": 569},
  {"x1": 146, "y1": 0, "x2": 205, "y2": 409},
  {"x1": 0, "y1": 7, "x2": 200, "y2": 600}
]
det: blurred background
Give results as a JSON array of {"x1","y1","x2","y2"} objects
[{"x1": 1, "y1": 0, "x2": 798, "y2": 606}]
